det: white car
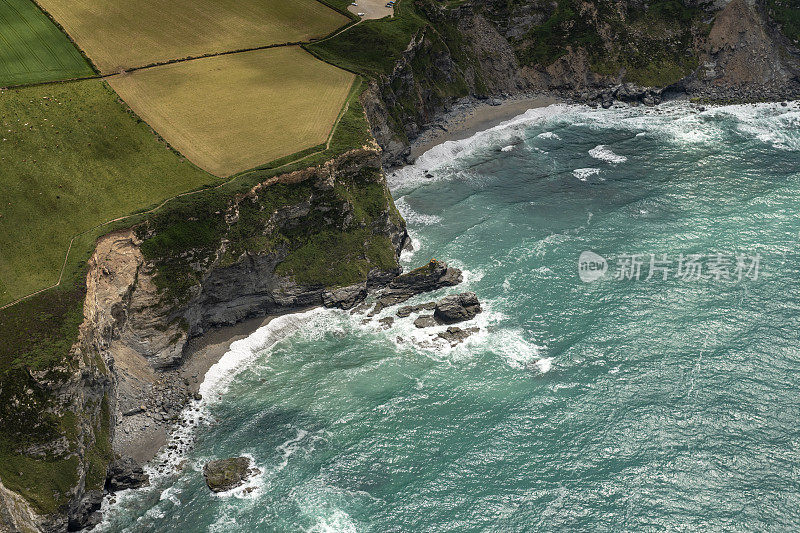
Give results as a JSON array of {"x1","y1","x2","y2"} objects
[
  {"x1": 351, "y1": 2, "x2": 357, "y2": 5},
  {"x1": 358, "y1": 11, "x2": 365, "y2": 16}
]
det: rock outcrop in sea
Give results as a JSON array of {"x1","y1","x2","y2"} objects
[
  {"x1": 202, "y1": 457, "x2": 260, "y2": 493},
  {"x1": 433, "y1": 292, "x2": 482, "y2": 324}
]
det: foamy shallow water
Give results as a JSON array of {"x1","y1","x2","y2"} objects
[{"x1": 100, "y1": 101, "x2": 800, "y2": 531}]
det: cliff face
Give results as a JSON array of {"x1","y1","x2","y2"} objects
[
  {"x1": 0, "y1": 147, "x2": 407, "y2": 532},
  {"x1": 4, "y1": 1, "x2": 800, "y2": 528},
  {"x1": 101, "y1": 148, "x2": 406, "y2": 371},
  {"x1": 0, "y1": 278, "x2": 113, "y2": 531},
  {"x1": 363, "y1": 0, "x2": 800, "y2": 164}
]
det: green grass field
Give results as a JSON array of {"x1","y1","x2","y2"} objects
[
  {"x1": 0, "y1": 0, "x2": 93, "y2": 86},
  {"x1": 0, "y1": 80, "x2": 220, "y2": 306},
  {"x1": 107, "y1": 46, "x2": 355, "y2": 177},
  {"x1": 35, "y1": 0, "x2": 350, "y2": 73}
]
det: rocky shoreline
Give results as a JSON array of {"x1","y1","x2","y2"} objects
[{"x1": 112, "y1": 314, "x2": 278, "y2": 465}]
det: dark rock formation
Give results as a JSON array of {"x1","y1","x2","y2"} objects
[
  {"x1": 362, "y1": 0, "x2": 800, "y2": 166},
  {"x1": 372, "y1": 260, "x2": 462, "y2": 313},
  {"x1": 433, "y1": 292, "x2": 482, "y2": 324},
  {"x1": 322, "y1": 284, "x2": 368, "y2": 310},
  {"x1": 0, "y1": 148, "x2": 408, "y2": 532},
  {"x1": 397, "y1": 301, "x2": 436, "y2": 318},
  {"x1": 66, "y1": 491, "x2": 102, "y2": 532},
  {"x1": 106, "y1": 457, "x2": 150, "y2": 492},
  {"x1": 413, "y1": 315, "x2": 439, "y2": 329},
  {"x1": 438, "y1": 326, "x2": 480, "y2": 346},
  {"x1": 202, "y1": 457, "x2": 260, "y2": 493}
]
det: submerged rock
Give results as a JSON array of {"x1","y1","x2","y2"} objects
[
  {"x1": 202, "y1": 457, "x2": 260, "y2": 493},
  {"x1": 433, "y1": 292, "x2": 482, "y2": 324},
  {"x1": 106, "y1": 456, "x2": 150, "y2": 492}
]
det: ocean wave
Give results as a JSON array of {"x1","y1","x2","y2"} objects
[
  {"x1": 589, "y1": 145, "x2": 627, "y2": 164},
  {"x1": 394, "y1": 196, "x2": 442, "y2": 225},
  {"x1": 711, "y1": 104, "x2": 800, "y2": 151},
  {"x1": 572, "y1": 168, "x2": 601, "y2": 181},
  {"x1": 133, "y1": 309, "x2": 327, "y2": 484},
  {"x1": 389, "y1": 101, "x2": 800, "y2": 195},
  {"x1": 399, "y1": 232, "x2": 422, "y2": 263},
  {"x1": 537, "y1": 131, "x2": 561, "y2": 140},
  {"x1": 489, "y1": 328, "x2": 549, "y2": 372},
  {"x1": 306, "y1": 510, "x2": 359, "y2": 533}
]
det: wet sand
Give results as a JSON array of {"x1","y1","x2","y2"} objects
[{"x1": 410, "y1": 95, "x2": 559, "y2": 160}]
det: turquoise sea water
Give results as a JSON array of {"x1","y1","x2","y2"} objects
[{"x1": 100, "y1": 101, "x2": 800, "y2": 531}]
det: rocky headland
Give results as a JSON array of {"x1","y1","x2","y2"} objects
[{"x1": 2, "y1": 0, "x2": 800, "y2": 530}]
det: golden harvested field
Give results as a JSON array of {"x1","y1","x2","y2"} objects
[
  {"x1": 34, "y1": 0, "x2": 349, "y2": 73},
  {"x1": 107, "y1": 47, "x2": 356, "y2": 177}
]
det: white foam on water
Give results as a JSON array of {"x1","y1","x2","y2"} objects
[
  {"x1": 388, "y1": 103, "x2": 567, "y2": 193},
  {"x1": 394, "y1": 196, "x2": 442, "y2": 225},
  {"x1": 589, "y1": 145, "x2": 627, "y2": 164},
  {"x1": 199, "y1": 311, "x2": 318, "y2": 399},
  {"x1": 399, "y1": 232, "x2": 422, "y2": 263},
  {"x1": 489, "y1": 328, "x2": 549, "y2": 371},
  {"x1": 358, "y1": 291, "x2": 551, "y2": 373},
  {"x1": 143, "y1": 507, "x2": 165, "y2": 521},
  {"x1": 709, "y1": 103, "x2": 800, "y2": 151},
  {"x1": 125, "y1": 308, "x2": 328, "y2": 492},
  {"x1": 537, "y1": 131, "x2": 561, "y2": 140},
  {"x1": 535, "y1": 357, "x2": 553, "y2": 374},
  {"x1": 159, "y1": 485, "x2": 181, "y2": 506},
  {"x1": 209, "y1": 514, "x2": 238, "y2": 533},
  {"x1": 573, "y1": 168, "x2": 601, "y2": 181},
  {"x1": 501, "y1": 144, "x2": 515, "y2": 152},
  {"x1": 387, "y1": 101, "x2": 800, "y2": 196},
  {"x1": 306, "y1": 509, "x2": 359, "y2": 533}
]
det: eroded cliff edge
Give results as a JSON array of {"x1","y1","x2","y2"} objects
[
  {"x1": 0, "y1": 147, "x2": 408, "y2": 531},
  {"x1": 352, "y1": 0, "x2": 800, "y2": 164},
  {"x1": 3, "y1": 0, "x2": 800, "y2": 529}
]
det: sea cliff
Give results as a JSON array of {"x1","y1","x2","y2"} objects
[{"x1": 2, "y1": 0, "x2": 799, "y2": 529}]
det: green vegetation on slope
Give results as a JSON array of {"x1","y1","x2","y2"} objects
[
  {"x1": 767, "y1": 0, "x2": 800, "y2": 44},
  {"x1": 516, "y1": 0, "x2": 602, "y2": 67},
  {"x1": 511, "y1": 0, "x2": 703, "y2": 87},
  {"x1": 306, "y1": 0, "x2": 428, "y2": 76},
  {"x1": 0, "y1": 78, "x2": 375, "y2": 520},
  {"x1": 0, "y1": 276, "x2": 91, "y2": 514},
  {"x1": 0, "y1": 0, "x2": 94, "y2": 86},
  {"x1": 137, "y1": 79, "x2": 393, "y2": 303},
  {"x1": 306, "y1": 0, "x2": 480, "y2": 144},
  {"x1": 0, "y1": 79, "x2": 220, "y2": 307}
]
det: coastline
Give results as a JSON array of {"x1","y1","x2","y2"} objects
[
  {"x1": 116, "y1": 95, "x2": 560, "y2": 468},
  {"x1": 114, "y1": 314, "x2": 277, "y2": 464},
  {"x1": 409, "y1": 94, "x2": 559, "y2": 160}
]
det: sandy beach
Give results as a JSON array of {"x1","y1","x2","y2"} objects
[{"x1": 409, "y1": 94, "x2": 559, "y2": 160}]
